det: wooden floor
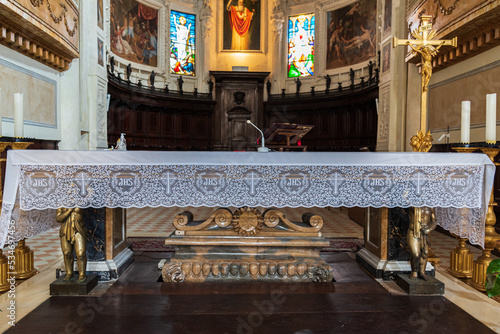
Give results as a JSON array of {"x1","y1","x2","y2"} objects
[{"x1": 6, "y1": 252, "x2": 495, "y2": 334}]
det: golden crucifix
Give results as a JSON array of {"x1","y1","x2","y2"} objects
[
  {"x1": 393, "y1": 16, "x2": 458, "y2": 278},
  {"x1": 393, "y1": 15, "x2": 457, "y2": 140}
]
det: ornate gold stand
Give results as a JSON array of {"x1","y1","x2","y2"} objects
[
  {"x1": 409, "y1": 131, "x2": 440, "y2": 267},
  {"x1": 469, "y1": 147, "x2": 500, "y2": 291},
  {"x1": 0, "y1": 141, "x2": 33, "y2": 204},
  {"x1": 0, "y1": 140, "x2": 36, "y2": 282},
  {"x1": 162, "y1": 207, "x2": 333, "y2": 283},
  {"x1": 0, "y1": 250, "x2": 11, "y2": 292},
  {"x1": 447, "y1": 236, "x2": 474, "y2": 278},
  {"x1": 446, "y1": 146, "x2": 477, "y2": 278},
  {"x1": 13, "y1": 239, "x2": 38, "y2": 279}
]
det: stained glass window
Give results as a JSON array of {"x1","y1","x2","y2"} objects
[
  {"x1": 288, "y1": 13, "x2": 315, "y2": 77},
  {"x1": 170, "y1": 10, "x2": 195, "y2": 76}
]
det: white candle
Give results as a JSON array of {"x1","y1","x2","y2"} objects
[
  {"x1": 461, "y1": 101, "x2": 470, "y2": 143},
  {"x1": 486, "y1": 93, "x2": 497, "y2": 143},
  {"x1": 14, "y1": 92, "x2": 24, "y2": 138}
]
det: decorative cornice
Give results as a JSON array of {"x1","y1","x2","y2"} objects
[
  {"x1": 0, "y1": 24, "x2": 71, "y2": 71},
  {"x1": 431, "y1": 21, "x2": 500, "y2": 71},
  {"x1": 0, "y1": 0, "x2": 79, "y2": 71},
  {"x1": 406, "y1": 0, "x2": 500, "y2": 72}
]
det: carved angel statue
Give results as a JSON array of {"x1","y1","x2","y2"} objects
[{"x1": 408, "y1": 207, "x2": 437, "y2": 280}]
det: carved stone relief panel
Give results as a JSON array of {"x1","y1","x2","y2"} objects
[
  {"x1": 97, "y1": 79, "x2": 108, "y2": 144},
  {"x1": 377, "y1": 86, "x2": 390, "y2": 145},
  {"x1": 197, "y1": 0, "x2": 213, "y2": 38}
]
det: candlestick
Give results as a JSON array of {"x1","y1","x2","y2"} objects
[
  {"x1": 14, "y1": 92, "x2": 24, "y2": 138},
  {"x1": 461, "y1": 101, "x2": 470, "y2": 143},
  {"x1": 469, "y1": 147, "x2": 500, "y2": 291},
  {"x1": 485, "y1": 93, "x2": 497, "y2": 143},
  {"x1": 448, "y1": 146, "x2": 477, "y2": 279}
]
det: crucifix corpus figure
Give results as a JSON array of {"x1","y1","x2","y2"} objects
[{"x1": 393, "y1": 15, "x2": 457, "y2": 136}]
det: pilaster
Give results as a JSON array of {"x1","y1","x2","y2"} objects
[{"x1": 377, "y1": 0, "x2": 407, "y2": 152}]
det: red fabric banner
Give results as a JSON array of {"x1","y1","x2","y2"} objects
[
  {"x1": 138, "y1": 4, "x2": 157, "y2": 21},
  {"x1": 228, "y1": 6, "x2": 253, "y2": 36}
]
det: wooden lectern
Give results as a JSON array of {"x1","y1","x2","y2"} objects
[{"x1": 263, "y1": 123, "x2": 314, "y2": 151}]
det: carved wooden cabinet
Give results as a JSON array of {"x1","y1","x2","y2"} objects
[{"x1": 210, "y1": 71, "x2": 270, "y2": 151}]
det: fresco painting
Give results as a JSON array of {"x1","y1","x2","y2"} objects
[
  {"x1": 326, "y1": 0, "x2": 377, "y2": 70},
  {"x1": 384, "y1": 0, "x2": 392, "y2": 36},
  {"x1": 110, "y1": 0, "x2": 158, "y2": 67},
  {"x1": 382, "y1": 42, "x2": 391, "y2": 73},
  {"x1": 98, "y1": 0, "x2": 103, "y2": 29}
]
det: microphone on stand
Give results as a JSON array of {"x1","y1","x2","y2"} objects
[{"x1": 246, "y1": 120, "x2": 269, "y2": 152}]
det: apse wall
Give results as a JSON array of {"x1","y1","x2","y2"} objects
[{"x1": 108, "y1": 0, "x2": 379, "y2": 95}]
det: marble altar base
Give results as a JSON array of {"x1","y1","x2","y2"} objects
[{"x1": 162, "y1": 235, "x2": 333, "y2": 283}]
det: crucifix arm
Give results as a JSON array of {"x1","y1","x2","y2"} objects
[
  {"x1": 406, "y1": 42, "x2": 420, "y2": 54},
  {"x1": 434, "y1": 41, "x2": 445, "y2": 52}
]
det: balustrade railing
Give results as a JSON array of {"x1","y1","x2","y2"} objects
[{"x1": 269, "y1": 71, "x2": 379, "y2": 100}]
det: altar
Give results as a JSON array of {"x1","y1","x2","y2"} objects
[{"x1": 0, "y1": 150, "x2": 495, "y2": 283}]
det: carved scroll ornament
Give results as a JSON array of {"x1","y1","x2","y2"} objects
[{"x1": 29, "y1": 0, "x2": 78, "y2": 37}]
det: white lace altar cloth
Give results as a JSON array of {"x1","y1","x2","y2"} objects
[{"x1": 0, "y1": 150, "x2": 495, "y2": 248}]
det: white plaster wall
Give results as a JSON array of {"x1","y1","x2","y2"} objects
[
  {"x1": 59, "y1": 60, "x2": 81, "y2": 150},
  {"x1": 0, "y1": 45, "x2": 63, "y2": 142},
  {"x1": 425, "y1": 45, "x2": 500, "y2": 145}
]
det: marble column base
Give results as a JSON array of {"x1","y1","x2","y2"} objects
[
  {"x1": 356, "y1": 248, "x2": 435, "y2": 280},
  {"x1": 58, "y1": 247, "x2": 134, "y2": 281}
]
